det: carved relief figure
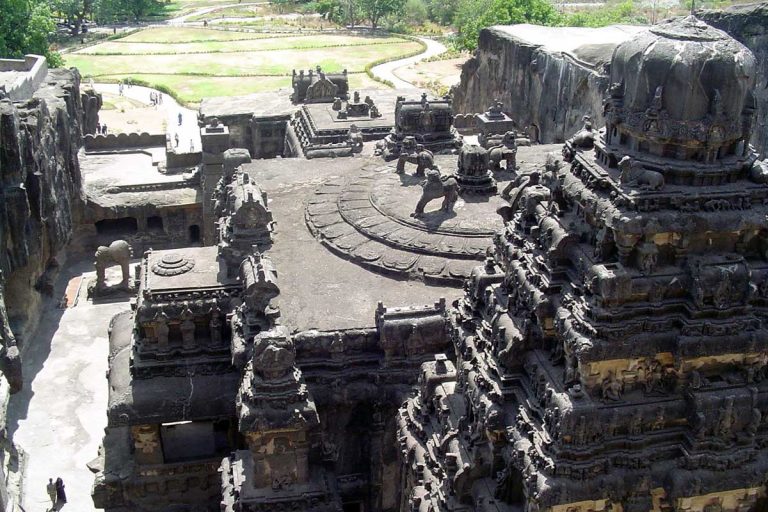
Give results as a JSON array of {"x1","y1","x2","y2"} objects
[{"x1": 601, "y1": 371, "x2": 623, "y2": 401}]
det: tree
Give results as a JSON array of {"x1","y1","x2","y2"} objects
[
  {"x1": 453, "y1": 0, "x2": 560, "y2": 50},
  {"x1": 123, "y1": 0, "x2": 161, "y2": 21},
  {"x1": 53, "y1": 0, "x2": 94, "y2": 35},
  {"x1": 357, "y1": 0, "x2": 406, "y2": 29},
  {"x1": 0, "y1": 0, "x2": 60, "y2": 65},
  {"x1": 424, "y1": 0, "x2": 458, "y2": 24}
]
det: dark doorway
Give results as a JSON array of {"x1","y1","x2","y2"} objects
[
  {"x1": 147, "y1": 215, "x2": 164, "y2": 233},
  {"x1": 95, "y1": 217, "x2": 138, "y2": 236},
  {"x1": 189, "y1": 225, "x2": 201, "y2": 243},
  {"x1": 343, "y1": 503, "x2": 363, "y2": 512}
]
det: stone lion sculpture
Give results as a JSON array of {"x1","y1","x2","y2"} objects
[
  {"x1": 348, "y1": 124, "x2": 363, "y2": 153},
  {"x1": 412, "y1": 169, "x2": 459, "y2": 218},
  {"x1": 487, "y1": 131, "x2": 518, "y2": 172},
  {"x1": 94, "y1": 240, "x2": 133, "y2": 290}
]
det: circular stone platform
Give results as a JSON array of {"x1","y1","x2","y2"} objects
[{"x1": 305, "y1": 162, "x2": 508, "y2": 285}]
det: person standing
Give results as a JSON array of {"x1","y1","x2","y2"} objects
[
  {"x1": 178, "y1": 112, "x2": 183, "y2": 126},
  {"x1": 55, "y1": 477, "x2": 67, "y2": 506},
  {"x1": 46, "y1": 478, "x2": 56, "y2": 508}
]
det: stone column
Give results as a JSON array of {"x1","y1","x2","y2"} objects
[{"x1": 200, "y1": 121, "x2": 230, "y2": 245}]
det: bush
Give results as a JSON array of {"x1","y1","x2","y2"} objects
[
  {"x1": 453, "y1": 0, "x2": 562, "y2": 51},
  {"x1": 562, "y1": 0, "x2": 648, "y2": 27}
]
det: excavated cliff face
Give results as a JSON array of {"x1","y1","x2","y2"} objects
[
  {"x1": 699, "y1": 3, "x2": 768, "y2": 157},
  {"x1": 0, "y1": 65, "x2": 95, "y2": 510},
  {"x1": 453, "y1": 24, "x2": 646, "y2": 143},
  {"x1": 453, "y1": 15, "x2": 768, "y2": 155},
  {"x1": 0, "y1": 66, "x2": 96, "y2": 347}
]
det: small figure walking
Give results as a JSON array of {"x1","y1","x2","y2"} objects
[
  {"x1": 189, "y1": 138, "x2": 194, "y2": 152},
  {"x1": 46, "y1": 478, "x2": 56, "y2": 508},
  {"x1": 174, "y1": 133, "x2": 179, "y2": 147},
  {"x1": 101, "y1": 123, "x2": 108, "y2": 135},
  {"x1": 96, "y1": 122, "x2": 101, "y2": 134},
  {"x1": 55, "y1": 477, "x2": 67, "y2": 507},
  {"x1": 178, "y1": 112, "x2": 183, "y2": 126}
]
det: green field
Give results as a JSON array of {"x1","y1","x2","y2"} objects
[{"x1": 65, "y1": 27, "x2": 423, "y2": 103}]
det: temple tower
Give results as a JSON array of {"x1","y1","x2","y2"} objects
[{"x1": 398, "y1": 16, "x2": 768, "y2": 512}]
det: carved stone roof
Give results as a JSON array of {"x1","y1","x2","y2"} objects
[
  {"x1": 610, "y1": 16, "x2": 756, "y2": 127},
  {"x1": 151, "y1": 252, "x2": 195, "y2": 277}
]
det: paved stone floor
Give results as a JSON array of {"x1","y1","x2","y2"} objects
[{"x1": 7, "y1": 260, "x2": 131, "y2": 512}]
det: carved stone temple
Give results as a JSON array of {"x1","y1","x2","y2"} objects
[
  {"x1": 51, "y1": 11, "x2": 768, "y2": 512},
  {"x1": 397, "y1": 16, "x2": 768, "y2": 512}
]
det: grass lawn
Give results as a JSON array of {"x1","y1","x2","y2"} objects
[
  {"x1": 187, "y1": 4, "x2": 274, "y2": 20},
  {"x1": 65, "y1": 27, "x2": 423, "y2": 103},
  {"x1": 93, "y1": 72, "x2": 385, "y2": 105},
  {"x1": 117, "y1": 26, "x2": 272, "y2": 42},
  {"x1": 76, "y1": 34, "x2": 411, "y2": 55}
]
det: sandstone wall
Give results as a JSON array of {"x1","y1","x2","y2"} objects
[{"x1": 698, "y1": 3, "x2": 768, "y2": 157}]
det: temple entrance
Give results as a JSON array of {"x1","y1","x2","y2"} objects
[
  {"x1": 147, "y1": 215, "x2": 164, "y2": 233},
  {"x1": 343, "y1": 502, "x2": 363, "y2": 512},
  {"x1": 95, "y1": 217, "x2": 138, "y2": 236},
  {"x1": 189, "y1": 225, "x2": 201, "y2": 243}
]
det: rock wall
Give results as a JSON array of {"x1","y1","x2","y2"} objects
[
  {"x1": 452, "y1": 25, "x2": 628, "y2": 143},
  {"x1": 698, "y1": 3, "x2": 768, "y2": 157},
  {"x1": 453, "y1": 16, "x2": 768, "y2": 155},
  {"x1": 0, "y1": 67, "x2": 95, "y2": 340},
  {"x1": 0, "y1": 64, "x2": 95, "y2": 511}
]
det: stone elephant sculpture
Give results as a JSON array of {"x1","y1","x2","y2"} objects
[
  {"x1": 95, "y1": 239, "x2": 133, "y2": 289},
  {"x1": 487, "y1": 131, "x2": 518, "y2": 172},
  {"x1": 397, "y1": 145, "x2": 434, "y2": 176},
  {"x1": 750, "y1": 158, "x2": 768, "y2": 183},
  {"x1": 412, "y1": 169, "x2": 459, "y2": 217}
]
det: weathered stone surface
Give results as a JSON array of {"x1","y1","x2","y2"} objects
[
  {"x1": 454, "y1": 12, "x2": 768, "y2": 157},
  {"x1": 452, "y1": 24, "x2": 645, "y2": 143},
  {"x1": 699, "y1": 3, "x2": 768, "y2": 157},
  {"x1": 1, "y1": 68, "x2": 89, "y2": 339}
]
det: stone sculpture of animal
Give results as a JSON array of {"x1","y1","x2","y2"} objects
[
  {"x1": 571, "y1": 115, "x2": 596, "y2": 149},
  {"x1": 94, "y1": 240, "x2": 133, "y2": 289},
  {"x1": 412, "y1": 169, "x2": 459, "y2": 217},
  {"x1": 618, "y1": 156, "x2": 664, "y2": 190},
  {"x1": 397, "y1": 145, "x2": 434, "y2": 176},
  {"x1": 749, "y1": 159, "x2": 768, "y2": 183},
  {"x1": 488, "y1": 131, "x2": 518, "y2": 172}
]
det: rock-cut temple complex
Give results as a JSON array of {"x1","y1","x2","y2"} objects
[{"x1": 3, "y1": 9, "x2": 768, "y2": 512}]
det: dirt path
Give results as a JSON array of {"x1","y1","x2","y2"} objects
[
  {"x1": 369, "y1": 36, "x2": 447, "y2": 89},
  {"x1": 93, "y1": 83, "x2": 201, "y2": 152}
]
